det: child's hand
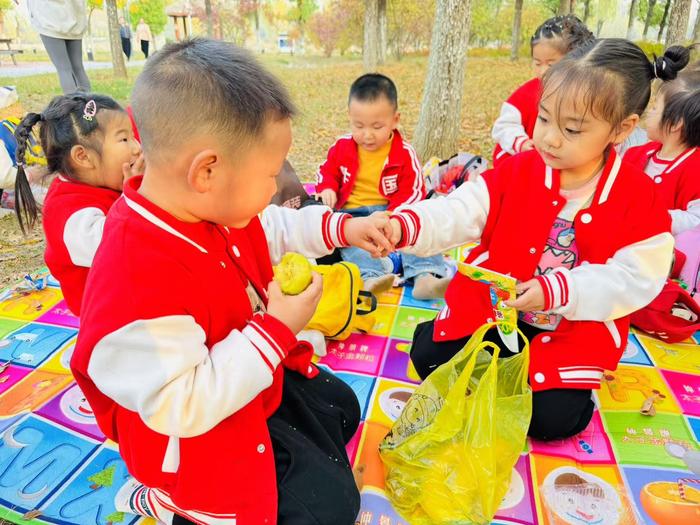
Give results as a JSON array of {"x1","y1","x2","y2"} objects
[
  {"x1": 387, "y1": 216, "x2": 402, "y2": 246},
  {"x1": 344, "y1": 216, "x2": 394, "y2": 257},
  {"x1": 123, "y1": 154, "x2": 145, "y2": 180},
  {"x1": 267, "y1": 273, "x2": 323, "y2": 334},
  {"x1": 318, "y1": 189, "x2": 338, "y2": 209},
  {"x1": 505, "y1": 279, "x2": 544, "y2": 312},
  {"x1": 520, "y1": 139, "x2": 535, "y2": 152}
]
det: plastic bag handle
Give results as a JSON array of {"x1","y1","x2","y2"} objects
[{"x1": 468, "y1": 321, "x2": 531, "y2": 388}]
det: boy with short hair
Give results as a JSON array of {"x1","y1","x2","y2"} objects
[
  {"x1": 72, "y1": 39, "x2": 391, "y2": 525},
  {"x1": 316, "y1": 73, "x2": 450, "y2": 299}
]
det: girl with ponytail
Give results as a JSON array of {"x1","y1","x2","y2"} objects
[{"x1": 14, "y1": 93, "x2": 142, "y2": 315}]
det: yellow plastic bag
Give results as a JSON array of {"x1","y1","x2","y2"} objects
[
  {"x1": 306, "y1": 262, "x2": 376, "y2": 340},
  {"x1": 379, "y1": 322, "x2": 532, "y2": 524}
]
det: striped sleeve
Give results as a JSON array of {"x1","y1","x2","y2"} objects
[{"x1": 87, "y1": 313, "x2": 296, "y2": 438}]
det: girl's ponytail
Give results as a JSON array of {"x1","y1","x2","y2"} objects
[
  {"x1": 13, "y1": 112, "x2": 43, "y2": 234},
  {"x1": 651, "y1": 45, "x2": 692, "y2": 82}
]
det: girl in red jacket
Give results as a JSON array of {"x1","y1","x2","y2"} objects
[
  {"x1": 13, "y1": 93, "x2": 142, "y2": 315},
  {"x1": 624, "y1": 55, "x2": 699, "y2": 236},
  {"x1": 491, "y1": 15, "x2": 594, "y2": 167},
  {"x1": 389, "y1": 39, "x2": 685, "y2": 441}
]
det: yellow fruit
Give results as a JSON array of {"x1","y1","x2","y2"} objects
[{"x1": 273, "y1": 253, "x2": 313, "y2": 295}]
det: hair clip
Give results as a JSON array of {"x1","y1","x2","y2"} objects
[{"x1": 83, "y1": 99, "x2": 97, "y2": 121}]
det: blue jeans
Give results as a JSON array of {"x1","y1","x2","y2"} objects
[{"x1": 340, "y1": 205, "x2": 446, "y2": 281}]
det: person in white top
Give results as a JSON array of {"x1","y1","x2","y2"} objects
[
  {"x1": 26, "y1": 0, "x2": 91, "y2": 93},
  {"x1": 136, "y1": 19, "x2": 153, "y2": 59}
]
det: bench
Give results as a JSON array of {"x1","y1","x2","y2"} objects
[{"x1": 0, "y1": 39, "x2": 22, "y2": 66}]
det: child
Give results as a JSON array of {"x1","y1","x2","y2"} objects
[
  {"x1": 388, "y1": 39, "x2": 682, "y2": 441},
  {"x1": 491, "y1": 15, "x2": 594, "y2": 167},
  {"x1": 13, "y1": 94, "x2": 143, "y2": 315},
  {"x1": 71, "y1": 39, "x2": 391, "y2": 525},
  {"x1": 316, "y1": 73, "x2": 450, "y2": 299},
  {"x1": 624, "y1": 54, "x2": 699, "y2": 236}
]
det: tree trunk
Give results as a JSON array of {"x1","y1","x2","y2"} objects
[
  {"x1": 657, "y1": 0, "x2": 672, "y2": 41},
  {"x1": 694, "y1": 8, "x2": 700, "y2": 42},
  {"x1": 643, "y1": 0, "x2": 657, "y2": 39},
  {"x1": 205, "y1": 0, "x2": 214, "y2": 38},
  {"x1": 378, "y1": 0, "x2": 387, "y2": 64},
  {"x1": 558, "y1": 0, "x2": 570, "y2": 15},
  {"x1": 511, "y1": 0, "x2": 523, "y2": 61},
  {"x1": 105, "y1": 0, "x2": 127, "y2": 79},
  {"x1": 364, "y1": 0, "x2": 380, "y2": 71},
  {"x1": 583, "y1": 0, "x2": 591, "y2": 23},
  {"x1": 413, "y1": 0, "x2": 473, "y2": 160},
  {"x1": 596, "y1": 19, "x2": 604, "y2": 36},
  {"x1": 627, "y1": 0, "x2": 638, "y2": 39},
  {"x1": 665, "y1": 0, "x2": 691, "y2": 45}
]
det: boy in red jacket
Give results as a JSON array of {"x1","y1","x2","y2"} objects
[
  {"x1": 316, "y1": 73, "x2": 449, "y2": 299},
  {"x1": 71, "y1": 39, "x2": 392, "y2": 525}
]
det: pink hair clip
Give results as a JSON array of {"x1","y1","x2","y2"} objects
[{"x1": 83, "y1": 99, "x2": 97, "y2": 121}]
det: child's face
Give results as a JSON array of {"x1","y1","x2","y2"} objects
[
  {"x1": 205, "y1": 117, "x2": 292, "y2": 228},
  {"x1": 533, "y1": 87, "x2": 616, "y2": 172},
  {"x1": 348, "y1": 96, "x2": 399, "y2": 152},
  {"x1": 95, "y1": 111, "x2": 141, "y2": 191},
  {"x1": 532, "y1": 41, "x2": 565, "y2": 79},
  {"x1": 645, "y1": 92, "x2": 666, "y2": 143}
]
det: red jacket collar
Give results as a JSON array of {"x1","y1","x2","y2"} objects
[{"x1": 122, "y1": 175, "x2": 221, "y2": 253}]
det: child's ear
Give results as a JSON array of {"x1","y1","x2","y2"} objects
[
  {"x1": 393, "y1": 111, "x2": 401, "y2": 128},
  {"x1": 669, "y1": 119, "x2": 684, "y2": 135},
  {"x1": 70, "y1": 144, "x2": 96, "y2": 170},
  {"x1": 187, "y1": 149, "x2": 218, "y2": 193},
  {"x1": 612, "y1": 114, "x2": 640, "y2": 145}
]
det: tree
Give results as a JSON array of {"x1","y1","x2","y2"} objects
[
  {"x1": 129, "y1": 0, "x2": 168, "y2": 36},
  {"x1": 658, "y1": 0, "x2": 672, "y2": 40},
  {"x1": 364, "y1": 0, "x2": 380, "y2": 70},
  {"x1": 378, "y1": 0, "x2": 387, "y2": 64},
  {"x1": 288, "y1": 0, "x2": 318, "y2": 45},
  {"x1": 558, "y1": 0, "x2": 573, "y2": 14},
  {"x1": 88, "y1": 465, "x2": 116, "y2": 489},
  {"x1": 627, "y1": 0, "x2": 639, "y2": 38},
  {"x1": 583, "y1": 0, "x2": 592, "y2": 23},
  {"x1": 205, "y1": 0, "x2": 214, "y2": 37},
  {"x1": 413, "y1": 0, "x2": 473, "y2": 160},
  {"x1": 638, "y1": 0, "x2": 663, "y2": 39},
  {"x1": 105, "y1": 0, "x2": 127, "y2": 79},
  {"x1": 308, "y1": 2, "x2": 349, "y2": 56},
  {"x1": 0, "y1": 0, "x2": 13, "y2": 36},
  {"x1": 694, "y1": 3, "x2": 700, "y2": 42},
  {"x1": 665, "y1": 0, "x2": 692, "y2": 44},
  {"x1": 511, "y1": 0, "x2": 524, "y2": 61},
  {"x1": 388, "y1": 0, "x2": 434, "y2": 60}
]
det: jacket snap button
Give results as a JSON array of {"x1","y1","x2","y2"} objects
[
  {"x1": 654, "y1": 176, "x2": 662, "y2": 184},
  {"x1": 581, "y1": 213, "x2": 592, "y2": 224},
  {"x1": 220, "y1": 261, "x2": 226, "y2": 268},
  {"x1": 541, "y1": 336, "x2": 551, "y2": 343},
  {"x1": 534, "y1": 372, "x2": 545, "y2": 383},
  {"x1": 232, "y1": 245, "x2": 241, "y2": 257},
  {"x1": 529, "y1": 247, "x2": 536, "y2": 254},
  {"x1": 552, "y1": 200, "x2": 558, "y2": 206},
  {"x1": 439, "y1": 330, "x2": 446, "y2": 336},
  {"x1": 257, "y1": 444, "x2": 265, "y2": 453}
]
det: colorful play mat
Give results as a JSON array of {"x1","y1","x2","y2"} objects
[{"x1": 0, "y1": 264, "x2": 698, "y2": 525}]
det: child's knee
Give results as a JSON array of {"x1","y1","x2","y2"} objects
[{"x1": 528, "y1": 389, "x2": 594, "y2": 441}]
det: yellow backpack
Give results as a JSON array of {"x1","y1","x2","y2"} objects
[{"x1": 306, "y1": 262, "x2": 377, "y2": 340}]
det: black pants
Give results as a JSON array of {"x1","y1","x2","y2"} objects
[
  {"x1": 141, "y1": 40, "x2": 150, "y2": 58},
  {"x1": 121, "y1": 37, "x2": 131, "y2": 59},
  {"x1": 268, "y1": 368, "x2": 361, "y2": 524},
  {"x1": 411, "y1": 319, "x2": 595, "y2": 441}
]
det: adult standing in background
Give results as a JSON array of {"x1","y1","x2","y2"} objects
[
  {"x1": 26, "y1": 0, "x2": 91, "y2": 94},
  {"x1": 119, "y1": 17, "x2": 132, "y2": 60},
  {"x1": 136, "y1": 18, "x2": 152, "y2": 59}
]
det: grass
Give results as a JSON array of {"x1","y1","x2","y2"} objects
[{"x1": 0, "y1": 53, "x2": 532, "y2": 286}]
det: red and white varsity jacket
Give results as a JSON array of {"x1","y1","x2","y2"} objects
[
  {"x1": 491, "y1": 77, "x2": 541, "y2": 168},
  {"x1": 392, "y1": 149, "x2": 673, "y2": 391},
  {"x1": 71, "y1": 176, "x2": 351, "y2": 524},
  {"x1": 315, "y1": 129, "x2": 425, "y2": 210},
  {"x1": 624, "y1": 142, "x2": 700, "y2": 235},
  {"x1": 42, "y1": 175, "x2": 121, "y2": 315}
]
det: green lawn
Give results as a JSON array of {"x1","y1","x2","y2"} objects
[{"x1": 1, "y1": 53, "x2": 532, "y2": 287}]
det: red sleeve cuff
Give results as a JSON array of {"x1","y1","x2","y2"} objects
[
  {"x1": 243, "y1": 313, "x2": 298, "y2": 372},
  {"x1": 392, "y1": 209, "x2": 420, "y2": 249},
  {"x1": 321, "y1": 211, "x2": 350, "y2": 249}
]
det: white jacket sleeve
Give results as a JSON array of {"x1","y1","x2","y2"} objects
[
  {"x1": 392, "y1": 175, "x2": 490, "y2": 257},
  {"x1": 63, "y1": 207, "x2": 107, "y2": 267},
  {"x1": 670, "y1": 199, "x2": 700, "y2": 235},
  {"x1": 88, "y1": 314, "x2": 290, "y2": 438},
  {"x1": 491, "y1": 102, "x2": 530, "y2": 155},
  {"x1": 261, "y1": 204, "x2": 349, "y2": 265},
  {"x1": 538, "y1": 232, "x2": 674, "y2": 322}
]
